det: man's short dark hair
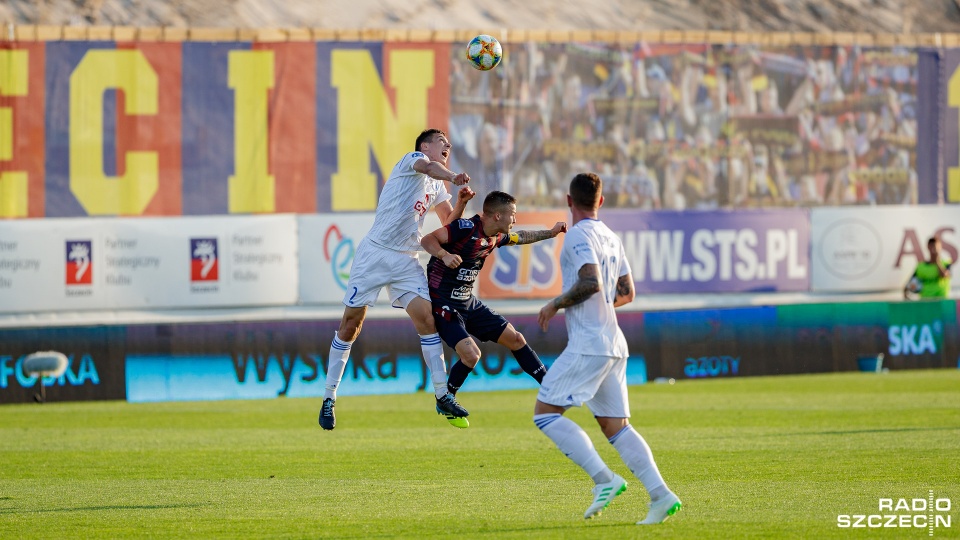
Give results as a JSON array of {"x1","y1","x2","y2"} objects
[
  {"x1": 928, "y1": 236, "x2": 940, "y2": 247},
  {"x1": 483, "y1": 190, "x2": 517, "y2": 214},
  {"x1": 569, "y1": 173, "x2": 602, "y2": 210},
  {"x1": 415, "y1": 129, "x2": 445, "y2": 152}
]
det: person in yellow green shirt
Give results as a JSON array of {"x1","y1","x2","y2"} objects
[{"x1": 903, "y1": 237, "x2": 952, "y2": 299}]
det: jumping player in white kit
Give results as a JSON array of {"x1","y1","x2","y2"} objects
[
  {"x1": 319, "y1": 128, "x2": 475, "y2": 430},
  {"x1": 535, "y1": 172, "x2": 682, "y2": 525}
]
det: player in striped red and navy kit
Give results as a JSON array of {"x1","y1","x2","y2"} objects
[{"x1": 421, "y1": 191, "x2": 566, "y2": 427}]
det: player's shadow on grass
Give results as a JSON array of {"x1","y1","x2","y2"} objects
[
  {"x1": 332, "y1": 522, "x2": 627, "y2": 538},
  {"x1": 703, "y1": 426, "x2": 959, "y2": 439},
  {"x1": 807, "y1": 427, "x2": 960, "y2": 436},
  {"x1": 0, "y1": 503, "x2": 208, "y2": 514},
  {"x1": 751, "y1": 427, "x2": 959, "y2": 437}
]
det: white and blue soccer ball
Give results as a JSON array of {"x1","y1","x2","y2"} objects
[
  {"x1": 907, "y1": 276, "x2": 922, "y2": 293},
  {"x1": 466, "y1": 35, "x2": 502, "y2": 71}
]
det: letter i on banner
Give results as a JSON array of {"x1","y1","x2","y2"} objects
[{"x1": 228, "y1": 50, "x2": 275, "y2": 213}]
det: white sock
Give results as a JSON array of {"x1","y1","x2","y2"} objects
[
  {"x1": 419, "y1": 333, "x2": 448, "y2": 399},
  {"x1": 609, "y1": 425, "x2": 669, "y2": 499},
  {"x1": 323, "y1": 332, "x2": 352, "y2": 400},
  {"x1": 534, "y1": 413, "x2": 614, "y2": 483}
]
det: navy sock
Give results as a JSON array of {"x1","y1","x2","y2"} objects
[
  {"x1": 513, "y1": 345, "x2": 546, "y2": 383},
  {"x1": 447, "y1": 360, "x2": 472, "y2": 395}
]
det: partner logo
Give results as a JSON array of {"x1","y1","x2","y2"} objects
[
  {"x1": 65, "y1": 240, "x2": 93, "y2": 285},
  {"x1": 683, "y1": 355, "x2": 740, "y2": 378},
  {"x1": 323, "y1": 224, "x2": 356, "y2": 290},
  {"x1": 818, "y1": 218, "x2": 882, "y2": 280},
  {"x1": 190, "y1": 238, "x2": 219, "y2": 282}
]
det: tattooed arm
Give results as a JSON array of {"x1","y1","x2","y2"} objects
[
  {"x1": 538, "y1": 264, "x2": 601, "y2": 331},
  {"x1": 510, "y1": 221, "x2": 567, "y2": 245},
  {"x1": 613, "y1": 272, "x2": 635, "y2": 308}
]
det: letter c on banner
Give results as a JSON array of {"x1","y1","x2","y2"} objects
[{"x1": 70, "y1": 49, "x2": 159, "y2": 215}]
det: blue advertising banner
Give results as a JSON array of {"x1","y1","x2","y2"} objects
[
  {"x1": 602, "y1": 209, "x2": 810, "y2": 293},
  {"x1": 122, "y1": 315, "x2": 647, "y2": 403},
  {"x1": 126, "y1": 352, "x2": 647, "y2": 402}
]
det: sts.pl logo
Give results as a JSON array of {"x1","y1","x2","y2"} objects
[
  {"x1": 488, "y1": 239, "x2": 560, "y2": 294},
  {"x1": 190, "y1": 238, "x2": 219, "y2": 282},
  {"x1": 65, "y1": 240, "x2": 93, "y2": 285},
  {"x1": 324, "y1": 225, "x2": 355, "y2": 290}
]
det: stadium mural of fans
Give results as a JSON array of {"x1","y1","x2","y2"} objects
[{"x1": 448, "y1": 42, "x2": 919, "y2": 211}]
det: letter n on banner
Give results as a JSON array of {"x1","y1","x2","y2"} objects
[
  {"x1": 316, "y1": 41, "x2": 449, "y2": 212},
  {"x1": 0, "y1": 42, "x2": 44, "y2": 218}
]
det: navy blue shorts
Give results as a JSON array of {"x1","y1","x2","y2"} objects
[{"x1": 432, "y1": 297, "x2": 509, "y2": 348}]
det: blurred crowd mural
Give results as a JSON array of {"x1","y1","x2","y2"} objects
[{"x1": 448, "y1": 43, "x2": 918, "y2": 211}]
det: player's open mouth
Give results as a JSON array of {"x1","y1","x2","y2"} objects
[{"x1": 441, "y1": 151, "x2": 449, "y2": 158}]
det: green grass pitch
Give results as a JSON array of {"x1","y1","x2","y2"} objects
[{"x1": 1, "y1": 369, "x2": 959, "y2": 539}]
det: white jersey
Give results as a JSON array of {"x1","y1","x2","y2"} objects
[
  {"x1": 365, "y1": 151, "x2": 452, "y2": 252},
  {"x1": 559, "y1": 218, "x2": 630, "y2": 357}
]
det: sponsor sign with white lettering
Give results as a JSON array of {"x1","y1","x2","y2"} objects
[{"x1": 603, "y1": 209, "x2": 810, "y2": 293}]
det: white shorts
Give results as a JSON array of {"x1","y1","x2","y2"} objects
[
  {"x1": 342, "y1": 238, "x2": 430, "y2": 309},
  {"x1": 537, "y1": 351, "x2": 630, "y2": 418}
]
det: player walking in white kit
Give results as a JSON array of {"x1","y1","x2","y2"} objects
[
  {"x1": 319, "y1": 128, "x2": 474, "y2": 430},
  {"x1": 535, "y1": 172, "x2": 682, "y2": 525}
]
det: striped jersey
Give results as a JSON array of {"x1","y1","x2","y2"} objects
[
  {"x1": 559, "y1": 218, "x2": 630, "y2": 357},
  {"x1": 426, "y1": 214, "x2": 514, "y2": 308},
  {"x1": 365, "y1": 152, "x2": 453, "y2": 252}
]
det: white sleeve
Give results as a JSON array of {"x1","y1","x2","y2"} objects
[
  {"x1": 619, "y1": 242, "x2": 631, "y2": 277},
  {"x1": 428, "y1": 180, "x2": 452, "y2": 208},
  {"x1": 403, "y1": 151, "x2": 429, "y2": 173},
  {"x1": 565, "y1": 228, "x2": 599, "y2": 272}
]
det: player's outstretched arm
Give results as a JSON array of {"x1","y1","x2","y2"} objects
[
  {"x1": 413, "y1": 159, "x2": 471, "y2": 186},
  {"x1": 936, "y1": 259, "x2": 951, "y2": 278},
  {"x1": 510, "y1": 222, "x2": 567, "y2": 245},
  {"x1": 421, "y1": 228, "x2": 463, "y2": 269},
  {"x1": 613, "y1": 272, "x2": 635, "y2": 308},
  {"x1": 434, "y1": 186, "x2": 475, "y2": 226},
  {"x1": 538, "y1": 264, "x2": 601, "y2": 331}
]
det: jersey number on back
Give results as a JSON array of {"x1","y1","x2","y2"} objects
[{"x1": 600, "y1": 256, "x2": 618, "y2": 304}]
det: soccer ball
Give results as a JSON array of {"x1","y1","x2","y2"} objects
[
  {"x1": 466, "y1": 35, "x2": 502, "y2": 71},
  {"x1": 907, "y1": 276, "x2": 922, "y2": 293}
]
